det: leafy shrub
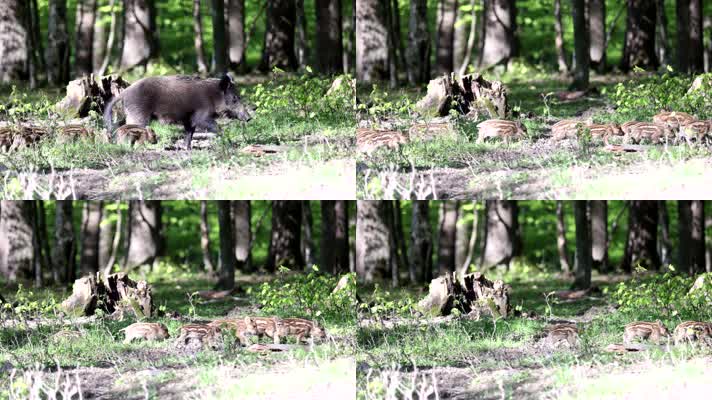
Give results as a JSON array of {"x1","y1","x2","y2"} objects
[
  {"x1": 0, "y1": 86, "x2": 54, "y2": 122},
  {"x1": 359, "y1": 284, "x2": 416, "y2": 319},
  {"x1": 608, "y1": 69, "x2": 712, "y2": 120},
  {"x1": 250, "y1": 266, "x2": 357, "y2": 324},
  {"x1": 610, "y1": 270, "x2": 712, "y2": 320},
  {"x1": 1, "y1": 285, "x2": 59, "y2": 318}
]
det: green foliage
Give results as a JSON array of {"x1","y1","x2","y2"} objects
[
  {"x1": 611, "y1": 270, "x2": 712, "y2": 320},
  {"x1": 0, "y1": 86, "x2": 54, "y2": 122},
  {"x1": 359, "y1": 284, "x2": 416, "y2": 319},
  {"x1": 251, "y1": 267, "x2": 357, "y2": 323},
  {"x1": 360, "y1": 85, "x2": 415, "y2": 119},
  {"x1": 1, "y1": 285, "x2": 59, "y2": 318},
  {"x1": 609, "y1": 70, "x2": 712, "y2": 120}
]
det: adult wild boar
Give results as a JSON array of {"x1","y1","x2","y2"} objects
[{"x1": 103, "y1": 75, "x2": 253, "y2": 149}]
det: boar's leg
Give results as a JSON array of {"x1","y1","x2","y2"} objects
[{"x1": 183, "y1": 120, "x2": 197, "y2": 150}]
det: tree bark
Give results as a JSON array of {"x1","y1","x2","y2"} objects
[
  {"x1": 678, "y1": 201, "x2": 705, "y2": 275},
  {"x1": 193, "y1": 0, "x2": 208, "y2": 74},
  {"x1": 479, "y1": 0, "x2": 516, "y2": 68},
  {"x1": 36, "y1": 201, "x2": 52, "y2": 285},
  {"x1": 75, "y1": 0, "x2": 97, "y2": 77},
  {"x1": 260, "y1": 0, "x2": 297, "y2": 71},
  {"x1": 216, "y1": 201, "x2": 236, "y2": 290},
  {"x1": 590, "y1": 200, "x2": 608, "y2": 272},
  {"x1": 480, "y1": 200, "x2": 516, "y2": 269},
  {"x1": 225, "y1": 0, "x2": 246, "y2": 70},
  {"x1": 100, "y1": 203, "x2": 121, "y2": 275},
  {"x1": 266, "y1": 201, "x2": 304, "y2": 271},
  {"x1": 437, "y1": 201, "x2": 459, "y2": 276},
  {"x1": 80, "y1": 201, "x2": 103, "y2": 276},
  {"x1": 621, "y1": 0, "x2": 657, "y2": 71},
  {"x1": 436, "y1": 0, "x2": 458, "y2": 75},
  {"x1": 53, "y1": 201, "x2": 75, "y2": 285},
  {"x1": 321, "y1": 200, "x2": 350, "y2": 274},
  {"x1": 357, "y1": 0, "x2": 388, "y2": 82},
  {"x1": 0, "y1": 201, "x2": 35, "y2": 281},
  {"x1": 457, "y1": 0, "x2": 478, "y2": 76},
  {"x1": 658, "y1": 201, "x2": 672, "y2": 267},
  {"x1": 231, "y1": 201, "x2": 251, "y2": 271},
  {"x1": 200, "y1": 201, "x2": 215, "y2": 273},
  {"x1": 210, "y1": 0, "x2": 228, "y2": 73},
  {"x1": 621, "y1": 201, "x2": 660, "y2": 273},
  {"x1": 315, "y1": 0, "x2": 343, "y2": 74},
  {"x1": 47, "y1": 0, "x2": 70, "y2": 84},
  {"x1": 459, "y1": 202, "x2": 479, "y2": 275},
  {"x1": 556, "y1": 201, "x2": 572, "y2": 274},
  {"x1": 356, "y1": 201, "x2": 391, "y2": 282},
  {"x1": 411, "y1": 200, "x2": 433, "y2": 284},
  {"x1": 573, "y1": 201, "x2": 592, "y2": 290},
  {"x1": 589, "y1": 0, "x2": 606, "y2": 71},
  {"x1": 301, "y1": 201, "x2": 316, "y2": 268},
  {"x1": 295, "y1": 0, "x2": 308, "y2": 68},
  {"x1": 120, "y1": 0, "x2": 155, "y2": 71},
  {"x1": 455, "y1": 203, "x2": 472, "y2": 275},
  {"x1": 655, "y1": 0, "x2": 670, "y2": 67},
  {"x1": 343, "y1": 0, "x2": 355, "y2": 73},
  {"x1": 571, "y1": 0, "x2": 589, "y2": 89},
  {"x1": 688, "y1": 0, "x2": 704, "y2": 72},
  {"x1": 406, "y1": 0, "x2": 430, "y2": 84},
  {"x1": 553, "y1": 0, "x2": 569, "y2": 73},
  {"x1": 97, "y1": 0, "x2": 118, "y2": 76},
  {"x1": 125, "y1": 201, "x2": 162, "y2": 270},
  {"x1": 92, "y1": 0, "x2": 106, "y2": 73},
  {"x1": 677, "y1": 0, "x2": 691, "y2": 72}
]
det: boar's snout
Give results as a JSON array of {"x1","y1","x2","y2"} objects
[{"x1": 225, "y1": 101, "x2": 255, "y2": 122}]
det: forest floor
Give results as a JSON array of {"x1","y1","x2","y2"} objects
[
  {"x1": 356, "y1": 269, "x2": 712, "y2": 399},
  {"x1": 0, "y1": 74, "x2": 355, "y2": 200},
  {"x1": 356, "y1": 72, "x2": 712, "y2": 199},
  {"x1": 0, "y1": 270, "x2": 356, "y2": 399}
]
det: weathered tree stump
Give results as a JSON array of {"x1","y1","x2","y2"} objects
[
  {"x1": 61, "y1": 272, "x2": 154, "y2": 318},
  {"x1": 415, "y1": 73, "x2": 509, "y2": 119},
  {"x1": 55, "y1": 74, "x2": 130, "y2": 118},
  {"x1": 417, "y1": 272, "x2": 512, "y2": 318}
]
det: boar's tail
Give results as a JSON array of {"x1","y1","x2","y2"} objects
[{"x1": 103, "y1": 96, "x2": 120, "y2": 138}]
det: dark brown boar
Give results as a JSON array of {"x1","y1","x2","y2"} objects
[{"x1": 104, "y1": 74, "x2": 254, "y2": 149}]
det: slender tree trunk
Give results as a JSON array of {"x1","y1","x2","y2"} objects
[
  {"x1": 315, "y1": 0, "x2": 343, "y2": 74},
  {"x1": 125, "y1": 201, "x2": 162, "y2": 270},
  {"x1": 200, "y1": 201, "x2": 215, "y2": 273},
  {"x1": 655, "y1": 0, "x2": 670, "y2": 67},
  {"x1": 75, "y1": 0, "x2": 97, "y2": 77},
  {"x1": 295, "y1": 0, "x2": 308, "y2": 68},
  {"x1": 459, "y1": 202, "x2": 479, "y2": 275},
  {"x1": 479, "y1": 0, "x2": 516, "y2": 68},
  {"x1": 437, "y1": 201, "x2": 459, "y2": 276},
  {"x1": 458, "y1": 0, "x2": 478, "y2": 76},
  {"x1": 677, "y1": 0, "x2": 691, "y2": 72},
  {"x1": 260, "y1": 0, "x2": 297, "y2": 71},
  {"x1": 688, "y1": 0, "x2": 704, "y2": 72},
  {"x1": 406, "y1": 0, "x2": 430, "y2": 84},
  {"x1": 410, "y1": 201, "x2": 433, "y2": 284},
  {"x1": 590, "y1": 200, "x2": 608, "y2": 272},
  {"x1": 193, "y1": 0, "x2": 208, "y2": 74},
  {"x1": 301, "y1": 201, "x2": 316, "y2": 268},
  {"x1": 211, "y1": 0, "x2": 228, "y2": 73},
  {"x1": 92, "y1": 0, "x2": 106, "y2": 73},
  {"x1": 621, "y1": 0, "x2": 658, "y2": 71},
  {"x1": 232, "y1": 201, "x2": 251, "y2": 271},
  {"x1": 480, "y1": 200, "x2": 516, "y2": 269},
  {"x1": 97, "y1": 0, "x2": 117, "y2": 76},
  {"x1": 355, "y1": 201, "x2": 391, "y2": 282},
  {"x1": 53, "y1": 201, "x2": 75, "y2": 284},
  {"x1": 556, "y1": 201, "x2": 572, "y2": 274},
  {"x1": 436, "y1": 0, "x2": 458, "y2": 75},
  {"x1": 384, "y1": 0, "x2": 398, "y2": 87},
  {"x1": 0, "y1": 201, "x2": 35, "y2": 281},
  {"x1": 589, "y1": 0, "x2": 606, "y2": 71},
  {"x1": 573, "y1": 201, "x2": 592, "y2": 290},
  {"x1": 30, "y1": 202, "x2": 43, "y2": 287},
  {"x1": 455, "y1": 204, "x2": 471, "y2": 275},
  {"x1": 357, "y1": 0, "x2": 389, "y2": 82},
  {"x1": 343, "y1": 0, "x2": 355, "y2": 73},
  {"x1": 678, "y1": 201, "x2": 705, "y2": 275},
  {"x1": 571, "y1": 0, "x2": 589, "y2": 89},
  {"x1": 226, "y1": 0, "x2": 246, "y2": 70},
  {"x1": 266, "y1": 201, "x2": 304, "y2": 271},
  {"x1": 658, "y1": 201, "x2": 672, "y2": 267},
  {"x1": 321, "y1": 200, "x2": 350, "y2": 274},
  {"x1": 216, "y1": 201, "x2": 236, "y2": 290},
  {"x1": 36, "y1": 201, "x2": 52, "y2": 284},
  {"x1": 47, "y1": 0, "x2": 70, "y2": 84},
  {"x1": 553, "y1": 0, "x2": 569, "y2": 73},
  {"x1": 120, "y1": 0, "x2": 155, "y2": 71},
  {"x1": 80, "y1": 201, "x2": 103, "y2": 276},
  {"x1": 102, "y1": 204, "x2": 122, "y2": 275},
  {"x1": 621, "y1": 201, "x2": 660, "y2": 272}
]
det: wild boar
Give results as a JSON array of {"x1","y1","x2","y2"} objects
[{"x1": 104, "y1": 74, "x2": 254, "y2": 149}]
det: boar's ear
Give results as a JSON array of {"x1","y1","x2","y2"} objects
[{"x1": 219, "y1": 74, "x2": 232, "y2": 91}]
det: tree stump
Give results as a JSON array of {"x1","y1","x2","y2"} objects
[
  {"x1": 415, "y1": 73, "x2": 509, "y2": 119},
  {"x1": 61, "y1": 272, "x2": 154, "y2": 318},
  {"x1": 417, "y1": 272, "x2": 512, "y2": 318},
  {"x1": 55, "y1": 74, "x2": 130, "y2": 118}
]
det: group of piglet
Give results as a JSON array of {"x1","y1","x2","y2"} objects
[{"x1": 0, "y1": 123, "x2": 156, "y2": 152}]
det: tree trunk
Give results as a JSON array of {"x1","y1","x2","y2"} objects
[
  {"x1": 556, "y1": 201, "x2": 571, "y2": 274},
  {"x1": 92, "y1": 0, "x2": 106, "y2": 73},
  {"x1": 479, "y1": 0, "x2": 516, "y2": 68},
  {"x1": 125, "y1": 201, "x2": 162, "y2": 270},
  {"x1": 573, "y1": 201, "x2": 592, "y2": 290},
  {"x1": 356, "y1": 201, "x2": 391, "y2": 282},
  {"x1": 260, "y1": 0, "x2": 297, "y2": 71},
  {"x1": 210, "y1": 0, "x2": 228, "y2": 73},
  {"x1": 30, "y1": 202, "x2": 43, "y2": 287},
  {"x1": 0, "y1": 201, "x2": 35, "y2": 281},
  {"x1": 436, "y1": 0, "x2": 458, "y2": 75},
  {"x1": 357, "y1": 0, "x2": 388, "y2": 82},
  {"x1": 453, "y1": 1, "x2": 468, "y2": 73},
  {"x1": 655, "y1": 0, "x2": 670, "y2": 67},
  {"x1": 53, "y1": 201, "x2": 75, "y2": 285},
  {"x1": 621, "y1": 0, "x2": 657, "y2": 71},
  {"x1": 216, "y1": 201, "x2": 236, "y2": 290},
  {"x1": 384, "y1": 0, "x2": 397, "y2": 87},
  {"x1": 457, "y1": 0, "x2": 478, "y2": 76},
  {"x1": 384, "y1": 201, "x2": 399, "y2": 287},
  {"x1": 97, "y1": 0, "x2": 118, "y2": 76},
  {"x1": 459, "y1": 202, "x2": 479, "y2": 275},
  {"x1": 589, "y1": 0, "x2": 606, "y2": 71},
  {"x1": 455, "y1": 203, "x2": 472, "y2": 275},
  {"x1": 406, "y1": 0, "x2": 430, "y2": 84},
  {"x1": 232, "y1": 201, "x2": 251, "y2": 271},
  {"x1": 437, "y1": 201, "x2": 459, "y2": 276},
  {"x1": 590, "y1": 200, "x2": 608, "y2": 272},
  {"x1": 315, "y1": 0, "x2": 343, "y2": 74},
  {"x1": 29, "y1": 0, "x2": 45, "y2": 82},
  {"x1": 75, "y1": 0, "x2": 97, "y2": 77},
  {"x1": 80, "y1": 201, "x2": 103, "y2": 276},
  {"x1": 621, "y1": 201, "x2": 660, "y2": 273},
  {"x1": 410, "y1": 200, "x2": 433, "y2": 284},
  {"x1": 225, "y1": 0, "x2": 246, "y2": 70},
  {"x1": 193, "y1": 0, "x2": 208, "y2": 74},
  {"x1": 658, "y1": 201, "x2": 672, "y2": 267},
  {"x1": 120, "y1": 0, "x2": 155, "y2": 71},
  {"x1": 677, "y1": 0, "x2": 691, "y2": 72},
  {"x1": 678, "y1": 201, "x2": 705, "y2": 275},
  {"x1": 571, "y1": 0, "x2": 589, "y2": 89},
  {"x1": 36, "y1": 201, "x2": 52, "y2": 285},
  {"x1": 688, "y1": 0, "x2": 704, "y2": 72},
  {"x1": 200, "y1": 201, "x2": 215, "y2": 273},
  {"x1": 321, "y1": 200, "x2": 350, "y2": 274},
  {"x1": 480, "y1": 200, "x2": 516, "y2": 269},
  {"x1": 47, "y1": 0, "x2": 70, "y2": 84},
  {"x1": 553, "y1": 0, "x2": 569, "y2": 73},
  {"x1": 301, "y1": 201, "x2": 316, "y2": 268},
  {"x1": 343, "y1": 0, "x2": 355, "y2": 73},
  {"x1": 98, "y1": 205, "x2": 114, "y2": 271},
  {"x1": 295, "y1": 0, "x2": 308, "y2": 68},
  {"x1": 266, "y1": 201, "x2": 304, "y2": 271}
]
